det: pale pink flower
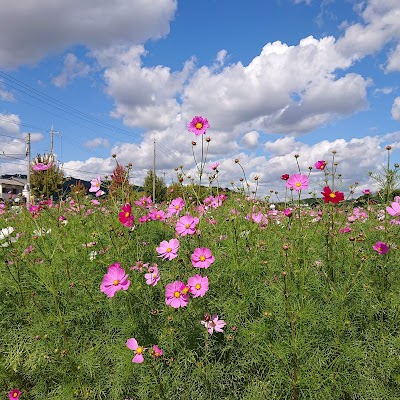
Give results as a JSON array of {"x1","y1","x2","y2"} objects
[
  {"x1": 89, "y1": 176, "x2": 102, "y2": 193},
  {"x1": 386, "y1": 201, "x2": 400, "y2": 217},
  {"x1": 176, "y1": 215, "x2": 199, "y2": 236},
  {"x1": 201, "y1": 314, "x2": 226, "y2": 334},
  {"x1": 156, "y1": 238, "x2": 179, "y2": 261},
  {"x1": 144, "y1": 266, "x2": 160, "y2": 286},
  {"x1": 126, "y1": 338, "x2": 145, "y2": 363},
  {"x1": 165, "y1": 280, "x2": 189, "y2": 308},
  {"x1": 148, "y1": 208, "x2": 167, "y2": 221},
  {"x1": 100, "y1": 263, "x2": 130, "y2": 297},
  {"x1": 191, "y1": 247, "x2": 215, "y2": 269},
  {"x1": 188, "y1": 274, "x2": 209, "y2": 298},
  {"x1": 134, "y1": 196, "x2": 153, "y2": 208}
]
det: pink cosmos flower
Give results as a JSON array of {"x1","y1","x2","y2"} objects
[
  {"x1": 286, "y1": 174, "x2": 309, "y2": 191},
  {"x1": 118, "y1": 203, "x2": 135, "y2": 228},
  {"x1": 176, "y1": 215, "x2": 199, "y2": 236},
  {"x1": 134, "y1": 195, "x2": 153, "y2": 208},
  {"x1": 201, "y1": 314, "x2": 226, "y2": 334},
  {"x1": 89, "y1": 176, "x2": 102, "y2": 193},
  {"x1": 362, "y1": 189, "x2": 371, "y2": 195},
  {"x1": 386, "y1": 201, "x2": 400, "y2": 217},
  {"x1": 210, "y1": 162, "x2": 220, "y2": 171},
  {"x1": 168, "y1": 197, "x2": 185, "y2": 216},
  {"x1": 156, "y1": 238, "x2": 179, "y2": 261},
  {"x1": 152, "y1": 345, "x2": 163, "y2": 358},
  {"x1": 148, "y1": 208, "x2": 167, "y2": 221},
  {"x1": 8, "y1": 389, "x2": 21, "y2": 400},
  {"x1": 95, "y1": 190, "x2": 105, "y2": 197},
  {"x1": 126, "y1": 338, "x2": 145, "y2": 363},
  {"x1": 188, "y1": 116, "x2": 210, "y2": 136},
  {"x1": 283, "y1": 208, "x2": 293, "y2": 217},
  {"x1": 33, "y1": 162, "x2": 53, "y2": 171},
  {"x1": 188, "y1": 274, "x2": 209, "y2": 298},
  {"x1": 100, "y1": 263, "x2": 131, "y2": 297},
  {"x1": 144, "y1": 266, "x2": 160, "y2": 286},
  {"x1": 314, "y1": 160, "x2": 326, "y2": 170},
  {"x1": 191, "y1": 247, "x2": 215, "y2": 269},
  {"x1": 372, "y1": 241, "x2": 389, "y2": 255},
  {"x1": 165, "y1": 280, "x2": 189, "y2": 308}
]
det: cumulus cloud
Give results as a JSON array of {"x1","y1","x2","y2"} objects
[
  {"x1": 95, "y1": 45, "x2": 194, "y2": 130},
  {"x1": 386, "y1": 43, "x2": 400, "y2": 72},
  {"x1": 0, "y1": 0, "x2": 177, "y2": 68},
  {"x1": 85, "y1": 137, "x2": 110, "y2": 149},
  {"x1": 0, "y1": 113, "x2": 20, "y2": 135},
  {"x1": 52, "y1": 53, "x2": 90, "y2": 88},
  {"x1": 242, "y1": 131, "x2": 259, "y2": 148},
  {"x1": 391, "y1": 97, "x2": 400, "y2": 120}
]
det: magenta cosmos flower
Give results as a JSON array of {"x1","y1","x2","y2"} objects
[
  {"x1": 176, "y1": 215, "x2": 199, "y2": 236},
  {"x1": 314, "y1": 160, "x2": 327, "y2": 170},
  {"x1": 191, "y1": 247, "x2": 215, "y2": 269},
  {"x1": 372, "y1": 241, "x2": 389, "y2": 255},
  {"x1": 286, "y1": 174, "x2": 309, "y2": 191},
  {"x1": 118, "y1": 203, "x2": 135, "y2": 228},
  {"x1": 201, "y1": 314, "x2": 226, "y2": 334},
  {"x1": 8, "y1": 389, "x2": 21, "y2": 400},
  {"x1": 144, "y1": 265, "x2": 160, "y2": 286},
  {"x1": 33, "y1": 162, "x2": 53, "y2": 171},
  {"x1": 152, "y1": 345, "x2": 163, "y2": 359},
  {"x1": 156, "y1": 238, "x2": 179, "y2": 260},
  {"x1": 386, "y1": 201, "x2": 400, "y2": 217},
  {"x1": 100, "y1": 263, "x2": 131, "y2": 297},
  {"x1": 165, "y1": 280, "x2": 189, "y2": 308},
  {"x1": 126, "y1": 338, "x2": 145, "y2": 363},
  {"x1": 187, "y1": 116, "x2": 210, "y2": 136},
  {"x1": 188, "y1": 274, "x2": 209, "y2": 298}
]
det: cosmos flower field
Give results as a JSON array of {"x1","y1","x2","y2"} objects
[{"x1": 1, "y1": 118, "x2": 400, "y2": 399}]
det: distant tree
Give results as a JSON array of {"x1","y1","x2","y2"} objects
[
  {"x1": 30, "y1": 153, "x2": 64, "y2": 199},
  {"x1": 143, "y1": 170, "x2": 167, "y2": 204}
]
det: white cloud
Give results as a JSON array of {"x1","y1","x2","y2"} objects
[
  {"x1": 0, "y1": 113, "x2": 20, "y2": 134},
  {"x1": 242, "y1": 131, "x2": 259, "y2": 148},
  {"x1": 0, "y1": 0, "x2": 177, "y2": 68},
  {"x1": 391, "y1": 97, "x2": 400, "y2": 120},
  {"x1": 52, "y1": 53, "x2": 90, "y2": 88},
  {"x1": 374, "y1": 86, "x2": 393, "y2": 95},
  {"x1": 293, "y1": 0, "x2": 312, "y2": 4},
  {"x1": 85, "y1": 137, "x2": 110, "y2": 149},
  {"x1": 95, "y1": 45, "x2": 194, "y2": 130},
  {"x1": 386, "y1": 43, "x2": 400, "y2": 72},
  {"x1": 336, "y1": 0, "x2": 400, "y2": 60}
]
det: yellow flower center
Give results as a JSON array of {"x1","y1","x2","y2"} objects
[
  {"x1": 319, "y1": 165, "x2": 324, "y2": 169},
  {"x1": 329, "y1": 193, "x2": 336, "y2": 198},
  {"x1": 175, "y1": 205, "x2": 180, "y2": 209},
  {"x1": 113, "y1": 279, "x2": 120, "y2": 286},
  {"x1": 174, "y1": 291, "x2": 181, "y2": 298},
  {"x1": 13, "y1": 394, "x2": 18, "y2": 398},
  {"x1": 185, "y1": 223, "x2": 190, "y2": 228},
  {"x1": 295, "y1": 182, "x2": 301, "y2": 187},
  {"x1": 136, "y1": 346, "x2": 143, "y2": 355},
  {"x1": 154, "y1": 351, "x2": 160, "y2": 357},
  {"x1": 199, "y1": 255, "x2": 206, "y2": 262},
  {"x1": 156, "y1": 215, "x2": 161, "y2": 219},
  {"x1": 125, "y1": 212, "x2": 130, "y2": 217},
  {"x1": 181, "y1": 287, "x2": 189, "y2": 295},
  {"x1": 166, "y1": 247, "x2": 172, "y2": 253},
  {"x1": 378, "y1": 247, "x2": 382, "y2": 252},
  {"x1": 195, "y1": 284, "x2": 201, "y2": 290},
  {"x1": 195, "y1": 122, "x2": 203, "y2": 129}
]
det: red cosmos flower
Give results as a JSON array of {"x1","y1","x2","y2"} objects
[
  {"x1": 321, "y1": 186, "x2": 344, "y2": 203},
  {"x1": 118, "y1": 203, "x2": 135, "y2": 227},
  {"x1": 280, "y1": 174, "x2": 290, "y2": 181}
]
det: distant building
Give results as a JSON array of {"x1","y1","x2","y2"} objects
[{"x1": 0, "y1": 175, "x2": 27, "y2": 201}]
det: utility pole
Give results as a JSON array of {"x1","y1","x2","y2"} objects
[
  {"x1": 24, "y1": 133, "x2": 31, "y2": 205},
  {"x1": 153, "y1": 138, "x2": 156, "y2": 202}
]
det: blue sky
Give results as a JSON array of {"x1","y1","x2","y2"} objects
[{"x1": 0, "y1": 0, "x2": 400, "y2": 197}]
